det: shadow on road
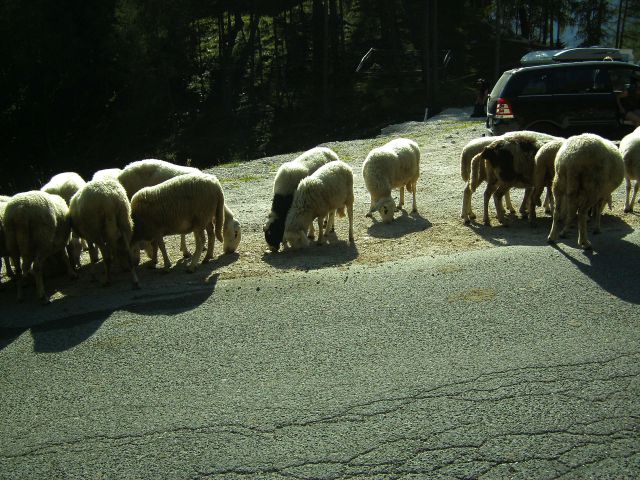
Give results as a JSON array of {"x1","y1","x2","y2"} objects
[
  {"x1": 467, "y1": 212, "x2": 633, "y2": 248},
  {"x1": 0, "y1": 267, "x2": 221, "y2": 353},
  {"x1": 262, "y1": 240, "x2": 359, "y2": 271},
  {"x1": 366, "y1": 210, "x2": 431, "y2": 239},
  {"x1": 551, "y1": 239, "x2": 640, "y2": 304}
]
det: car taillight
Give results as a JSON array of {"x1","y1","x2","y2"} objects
[{"x1": 495, "y1": 98, "x2": 514, "y2": 119}]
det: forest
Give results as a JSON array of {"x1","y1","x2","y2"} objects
[{"x1": 1, "y1": 0, "x2": 639, "y2": 193}]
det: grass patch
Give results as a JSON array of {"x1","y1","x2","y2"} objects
[{"x1": 220, "y1": 175, "x2": 261, "y2": 184}]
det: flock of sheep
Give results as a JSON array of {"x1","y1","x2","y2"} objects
[
  {"x1": 0, "y1": 124, "x2": 638, "y2": 305},
  {"x1": 0, "y1": 138, "x2": 420, "y2": 304},
  {"x1": 461, "y1": 127, "x2": 640, "y2": 250}
]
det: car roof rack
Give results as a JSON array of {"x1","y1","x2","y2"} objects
[{"x1": 520, "y1": 47, "x2": 635, "y2": 66}]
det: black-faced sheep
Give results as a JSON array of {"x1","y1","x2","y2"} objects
[
  {"x1": 620, "y1": 127, "x2": 640, "y2": 213},
  {"x1": 462, "y1": 131, "x2": 558, "y2": 224},
  {"x1": 362, "y1": 138, "x2": 420, "y2": 223},
  {"x1": 3, "y1": 191, "x2": 76, "y2": 304},
  {"x1": 264, "y1": 147, "x2": 338, "y2": 252},
  {"x1": 283, "y1": 160, "x2": 354, "y2": 249},
  {"x1": 473, "y1": 132, "x2": 555, "y2": 226},
  {"x1": 548, "y1": 133, "x2": 624, "y2": 249},
  {"x1": 69, "y1": 179, "x2": 139, "y2": 287},
  {"x1": 130, "y1": 173, "x2": 225, "y2": 272}
]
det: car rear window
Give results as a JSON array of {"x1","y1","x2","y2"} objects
[{"x1": 490, "y1": 72, "x2": 513, "y2": 98}]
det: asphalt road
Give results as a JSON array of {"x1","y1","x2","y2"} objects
[{"x1": 1, "y1": 229, "x2": 639, "y2": 479}]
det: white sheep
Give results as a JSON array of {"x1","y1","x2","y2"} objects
[
  {"x1": 264, "y1": 147, "x2": 338, "y2": 251},
  {"x1": 548, "y1": 133, "x2": 624, "y2": 249},
  {"x1": 69, "y1": 179, "x2": 139, "y2": 287},
  {"x1": 41, "y1": 171, "x2": 87, "y2": 267},
  {"x1": 130, "y1": 173, "x2": 225, "y2": 272},
  {"x1": 620, "y1": 127, "x2": 640, "y2": 213},
  {"x1": 362, "y1": 138, "x2": 420, "y2": 223},
  {"x1": 221, "y1": 205, "x2": 241, "y2": 254},
  {"x1": 92, "y1": 168, "x2": 123, "y2": 182},
  {"x1": 3, "y1": 191, "x2": 77, "y2": 303},
  {"x1": 528, "y1": 139, "x2": 564, "y2": 225},
  {"x1": 283, "y1": 160, "x2": 354, "y2": 249},
  {"x1": 118, "y1": 159, "x2": 230, "y2": 260},
  {"x1": 0, "y1": 196, "x2": 14, "y2": 279}
]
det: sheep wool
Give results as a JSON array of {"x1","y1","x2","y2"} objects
[
  {"x1": 131, "y1": 173, "x2": 225, "y2": 272},
  {"x1": 3, "y1": 191, "x2": 75, "y2": 304},
  {"x1": 69, "y1": 179, "x2": 139, "y2": 287},
  {"x1": 620, "y1": 127, "x2": 640, "y2": 213},
  {"x1": 548, "y1": 133, "x2": 624, "y2": 249},
  {"x1": 264, "y1": 146, "x2": 338, "y2": 252},
  {"x1": 362, "y1": 138, "x2": 420, "y2": 223},
  {"x1": 283, "y1": 160, "x2": 354, "y2": 249}
]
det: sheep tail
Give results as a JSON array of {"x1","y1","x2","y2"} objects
[{"x1": 214, "y1": 196, "x2": 224, "y2": 243}]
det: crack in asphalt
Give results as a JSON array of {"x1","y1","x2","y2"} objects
[{"x1": 3, "y1": 351, "x2": 639, "y2": 479}]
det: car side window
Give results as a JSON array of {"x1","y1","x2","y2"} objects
[
  {"x1": 520, "y1": 72, "x2": 548, "y2": 95},
  {"x1": 553, "y1": 68, "x2": 596, "y2": 94}
]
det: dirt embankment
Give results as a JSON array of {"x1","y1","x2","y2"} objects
[{"x1": 2, "y1": 111, "x2": 639, "y2": 307}]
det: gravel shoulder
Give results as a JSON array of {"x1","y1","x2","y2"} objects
[{"x1": 2, "y1": 108, "x2": 639, "y2": 318}]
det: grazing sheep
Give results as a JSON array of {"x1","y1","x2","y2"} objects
[
  {"x1": 222, "y1": 205, "x2": 241, "y2": 254},
  {"x1": 3, "y1": 191, "x2": 76, "y2": 304},
  {"x1": 528, "y1": 139, "x2": 564, "y2": 225},
  {"x1": 548, "y1": 133, "x2": 624, "y2": 249},
  {"x1": 0, "y1": 196, "x2": 14, "y2": 279},
  {"x1": 283, "y1": 160, "x2": 354, "y2": 249},
  {"x1": 92, "y1": 168, "x2": 123, "y2": 182},
  {"x1": 41, "y1": 172, "x2": 87, "y2": 267},
  {"x1": 264, "y1": 147, "x2": 338, "y2": 252},
  {"x1": 362, "y1": 138, "x2": 420, "y2": 223},
  {"x1": 461, "y1": 131, "x2": 558, "y2": 224},
  {"x1": 620, "y1": 127, "x2": 640, "y2": 212},
  {"x1": 118, "y1": 159, "x2": 215, "y2": 259},
  {"x1": 130, "y1": 173, "x2": 225, "y2": 272},
  {"x1": 69, "y1": 179, "x2": 139, "y2": 287},
  {"x1": 473, "y1": 132, "x2": 554, "y2": 226}
]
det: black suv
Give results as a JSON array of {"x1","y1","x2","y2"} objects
[{"x1": 486, "y1": 61, "x2": 640, "y2": 138}]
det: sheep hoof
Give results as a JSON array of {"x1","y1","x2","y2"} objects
[
  {"x1": 365, "y1": 213, "x2": 373, "y2": 218},
  {"x1": 463, "y1": 219, "x2": 471, "y2": 225},
  {"x1": 624, "y1": 207, "x2": 631, "y2": 213},
  {"x1": 132, "y1": 282, "x2": 141, "y2": 290},
  {"x1": 547, "y1": 236, "x2": 556, "y2": 244},
  {"x1": 182, "y1": 252, "x2": 192, "y2": 259},
  {"x1": 544, "y1": 208, "x2": 552, "y2": 215},
  {"x1": 201, "y1": 255, "x2": 212, "y2": 263},
  {"x1": 39, "y1": 296, "x2": 51, "y2": 306},
  {"x1": 580, "y1": 242, "x2": 593, "y2": 250}
]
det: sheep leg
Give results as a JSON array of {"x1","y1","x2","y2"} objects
[
  {"x1": 560, "y1": 197, "x2": 576, "y2": 239},
  {"x1": 519, "y1": 188, "x2": 531, "y2": 219},
  {"x1": 180, "y1": 234, "x2": 192, "y2": 258},
  {"x1": 157, "y1": 238, "x2": 172, "y2": 272},
  {"x1": 625, "y1": 178, "x2": 638, "y2": 213},
  {"x1": 483, "y1": 177, "x2": 500, "y2": 225},
  {"x1": 543, "y1": 187, "x2": 553, "y2": 214},
  {"x1": 577, "y1": 208, "x2": 592, "y2": 250},
  {"x1": 187, "y1": 229, "x2": 205, "y2": 272},
  {"x1": 397, "y1": 186, "x2": 404, "y2": 211},
  {"x1": 95, "y1": 241, "x2": 111, "y2": 286},
  {"x1": 307, "y1": 221, "x2": 316, "y2": 239},
  {"x1": 411, "y1": 181, "x2": 418, "y2": 213},
  {"x1": 202, "y1": 222, "x2": 214, "y2": 263},
  {"x1": 547, "y1": 185, "x2": 563, "y2": 244},
  {"x1": 326, "y1": 211, "x2": 336, "y2": 233},
  {"x1": 592, "y1": 200, "x2": 604, "y2": 234},
  {"x1": 12, "y1": 253, "x2": 23, "y2": 302},
  {"x1": 31, "y1": 256, "x2": 49, "y2": 305},
  {"x1": 461, "y1": 183, "x2": 476, "y2": 223},
  {"x1": 120, "y1": 235, "x2": 139, "y2": 288},
  {"x1": 3, "y1": 256, "x2": 14, "y2": 278},
  {"x1": 366, "y1": 196, "x2": 375, "y2": 218},
  {"x1": 528, "y1": 187, "x2": 541, "y2": 226},
  {"x1": 316, "y1": 216, "x2": 325, "y2": 245},
  {"x1": 347, "y1": 202, "x2": 354, "y2": 244},
  {"x1": 505, "y1": 190, "x2": 516, "y2": 214},
  {"x1": 62, "y1": 249, "x2": 78, "y2": 280},
  {"x1": 494, "y1": 186, "x2": 510, "y2": 225}
]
